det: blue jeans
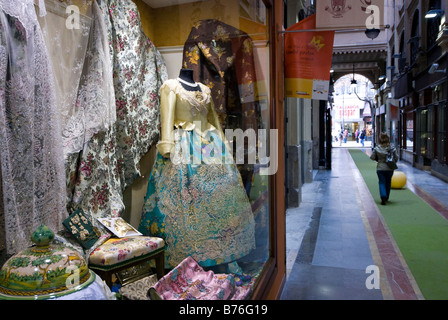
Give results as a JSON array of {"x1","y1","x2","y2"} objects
[{"x1": 377, "y1": 170, "x2": 394, "y2": 200}]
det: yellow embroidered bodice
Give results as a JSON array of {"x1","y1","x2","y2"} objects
[{"x1": 157, "y1": 79, "x2": 224, "y2": 157}]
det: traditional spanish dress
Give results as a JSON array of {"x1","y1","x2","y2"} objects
[
  {"x1": 138, "y1": 79, "x2": 256, "y2": 268},
  {"x1": 182, "y1": 19, "x2": 263, "y2": 195}
]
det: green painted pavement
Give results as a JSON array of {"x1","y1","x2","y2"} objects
[{"x1": 349, "y1": 149, "x2": 448, "y2": 300}]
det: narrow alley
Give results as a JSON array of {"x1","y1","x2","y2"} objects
[{"x1": 281, "y1": 145, "x2": 448, "y2": 300}]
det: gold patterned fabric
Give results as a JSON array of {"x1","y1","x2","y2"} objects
[
  {"x1": 138, "y1": 79, "x2": 256, "y2": 268},
  {"x1": 182, "y1": 19, "x2": 261, "y2": 132}
]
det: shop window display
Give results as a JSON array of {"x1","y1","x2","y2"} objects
[
  {"x1": 416, "y1": 108, "x2": 428, "y2": 157},
  {"x1": 0, "y1": 0, "x2": 274, "y2": 300},
  {"x1": 136, "y1": 0, "x2": 271, "y2": 298},
  {"x1": 405, "y1": 117, "x2": 414, "y2": 151},
  {"x1": 138, "y1": 70, "x2": 257, "y2": 270}
]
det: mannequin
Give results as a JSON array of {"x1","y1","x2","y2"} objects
[
  {"x1": 177, "y1": 68, "x2": 201, "y2": 92},
  {"x1": 139, "y1": 74, "x2": 256, "y2": 269}
]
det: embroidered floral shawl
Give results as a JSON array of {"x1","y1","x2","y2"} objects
[{"x1": 66, "y1": 0, "x2": 167, "y2": 220}]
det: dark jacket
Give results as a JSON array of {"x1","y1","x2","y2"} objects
[{"x1": 182, "y1": 19, "x2": 261, "y2": 131}]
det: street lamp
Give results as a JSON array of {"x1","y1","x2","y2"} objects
[
  {"x1": 350, "y1": 64, "x2": 357, "y2": 89},
  {"x1": 365, "y1": 28, "x2": 380, "y2": 40}
]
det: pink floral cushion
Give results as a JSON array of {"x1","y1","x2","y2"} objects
[{"x1": 89, "y1": 236, "x2": 164, "y2": 266}]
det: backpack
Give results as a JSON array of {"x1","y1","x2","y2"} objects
[{"x1": 386, "y1": 148, "x2": 397, "y2": 170}]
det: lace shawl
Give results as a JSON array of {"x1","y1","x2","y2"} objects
[
  {"x1": 67, "y1": 0, "x2": 168, "y2": 219},
  {"x1": 38, "y1": 0, "x2": 116, "y2": 157},
  {"x1": 0, "y1": 0, "x2": 67, "y2": 254}
]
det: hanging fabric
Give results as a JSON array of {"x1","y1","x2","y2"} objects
[
  {"x1": 182, "y1": 19, "x2": 262, "y2": 132},
  {"x1": 39, "y1": 0, "x2": 116, "y2": 159},
  {"x1": 37, "y1": 0, "x2": 92, "y2": 157},
  {"x1": 0, "y1": 0, "x2": 67, "y2": 255},
  {"x1": 67, "y1": 0, "x2": 168, "y2": 219},
  {"x1": 100, "y1": 0, "x2": 168, "y2": 189},
  {"x1": 37, "y1": 0, "x2": 116, "y2": 158},
  {"x1": 182, "y1": 19, "x2": 263, "y2": 195}
]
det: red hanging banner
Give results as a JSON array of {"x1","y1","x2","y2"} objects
[{"x1": 284, "y1": 14, "x2": 334, "y2": 100}]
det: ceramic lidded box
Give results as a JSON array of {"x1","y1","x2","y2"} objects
[{"x1": 0, "y1": 225, "x2": 95, "y2": 300}]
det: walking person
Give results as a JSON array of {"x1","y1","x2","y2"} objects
[
  {"x1": 370, "y1": 132, "x2": 399, "y2": 205},
  {"x1": 360, "y1": 129, "x2": 366, "y2": 147}
]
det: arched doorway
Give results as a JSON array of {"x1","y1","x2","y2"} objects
[{"x1": 331, "y1": 73, "x2": 375, "y2": 147}]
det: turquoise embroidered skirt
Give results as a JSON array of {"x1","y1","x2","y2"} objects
[{"x1": 138, "y1": 130, "x2": 256, "y2": 268}]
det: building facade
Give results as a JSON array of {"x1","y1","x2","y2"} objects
[{"x1": 386, "y1": 0, "x2": 448, "y2": 181}]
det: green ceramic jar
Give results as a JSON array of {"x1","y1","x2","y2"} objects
[{"x1": 0, "y1": 225, "x2": 95, "y2": 300}]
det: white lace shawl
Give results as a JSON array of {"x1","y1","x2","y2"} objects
[
  {"x1": 38, "y1": 0, "x2": 116, "y2": 157},
  {"x1": 0, "y1": 0, "x2": 67, "y2": 254}
]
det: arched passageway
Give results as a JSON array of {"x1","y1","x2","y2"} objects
[{"x1": 331, "y1": 73, "x2": 375, "y2": 147}]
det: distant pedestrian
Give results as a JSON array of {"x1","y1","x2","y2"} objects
[
  {"x1": 355, "y1": 129, "x2": 359, "y2": 143},
  {"x1": 370, "y1": 132, "x2": 398, "y2": 205},
  {"x1": 360, "y1": 129, "x2": 366, "y2": 147},
  {"x1": 343, "y1": 129, "x2": 348, "y2": 143},
  {"x1": 339, "y1": 130, "x2": 343, "y2": 146}
]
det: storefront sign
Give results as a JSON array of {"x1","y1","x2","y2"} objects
[
  {"x1": 333, "y1": 104, "x2": 361, "y2": 120},
  {"x1": 284, "y1": 14, "x2": 334, "y2": 100},
  {"x1": 333, "y1": 95, "x2": 364, "y2": 121},
  {"x1": 316, "y1": 0, "x2": 384, "y2": 29}
]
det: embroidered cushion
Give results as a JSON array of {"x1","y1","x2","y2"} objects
[
  {"x1": 89, "y1": 236, "x2": 165, "y2": 267},
  {"x1": 62, "y1": 209, "x2": 106, "y2": 250}
]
